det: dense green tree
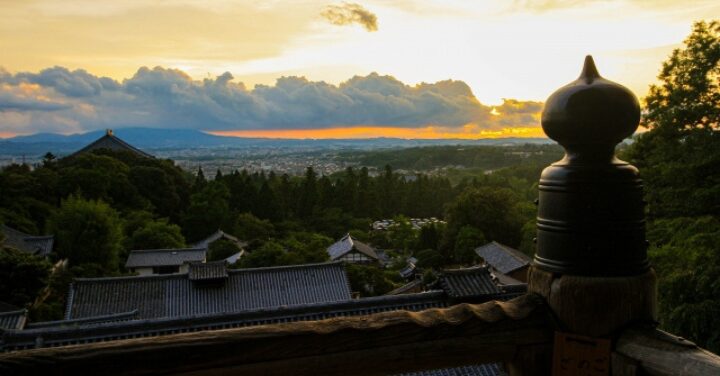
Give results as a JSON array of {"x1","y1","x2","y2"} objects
[
  {"x1": 0, "y1": 248, "x2": 51, "y2": 308},
  {"x1": 46, "y1": 195, "x2": 124, "y2": 272},
  {"x1": 298, "y1": 167, "x2": 318, "y2": 217},
  {"x1": 207, "y1": 239, "x2": 243, "y2": 261},
  {"x1": 623, "y1": 20, "x2": 720, "y2": 353},
  {"x1": 646, "y1": 217, "x2": 720, "y2": 353},
  {"x1": 255, "y1": 181, "x2": 281, "y2": 221},
  {"x1": 240, "y1": 240, "x2": 286, "y2": 268},
  {"x1": 417, "y1": 223, "x2": 443, "y2": 252},
  {"x1": 415, "y1": 248, "x2": 444, "y2": 269},
  {"x1": 128, "y1": 219, "x2": 185, "y2": 250},
  {"x1": 183, "y1": 181, "x2": 232, "y2": 242},
  {"x1": 345, "y1": 264, "x2": 400, "y2": 296},
  {"x1": 280, "y1": 232, "x2": 332, "y2": 264},
  {"x1": 386, "y1": 215, "x2": 417, "y2": 252},
  {"x1": 443, "y1": 186, "x2": 523, "y2": 254},
  {"x1": 129, "y1": 166, "x2": 181, "y2": 218},
  {"x1": 59, "y1": 153, "x2": 146, "y2": 210},
  {"x1": 234, "y1": 212, "x2": 275, "y2": 241},
  {"x1": 194, "y1": 166, "x2": 207, "y2": 190},
  {"x1": 453, "y1": 225, "x2": 485, "y2": 264},
  {"x1": 625, "y1": 20, "x2": 720, "y2": 218}
]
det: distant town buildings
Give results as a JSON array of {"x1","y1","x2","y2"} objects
[{"x1": 371, "y1": 217, "x2": 445, "y2": 231}]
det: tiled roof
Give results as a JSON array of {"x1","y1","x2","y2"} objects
[
  {"x1": 66, "y1": 130, "x2": 153, "y2": 159},
  {"x1": 1, "y1": 225, "x2": 54, "y2": 257},
  {"x1": 396, "y1": 363, "x2": 506, "y2": 376},
  {"x1": 439, "y1": 266, "x2": 502, "y2": 298},
  {"x1": 188, "y1": 262, "x2": 228, "y2": 281},
  {"x1": 386, "y1": 279, "x2": 424, "y2": 295},
  {"x1": 0, "y1": 309, "x2": 27, "y2": 330},
  {"x1": 191, "y1": 229, "x2": 247, "y2": 250},
  {"x1": 125, "y1": 248, "x2": 206, "y2": 268},
  {"x1": 327, "y1": 234, "x2": 379, "y2": 260},
  {"x1": 224, "y1": 251, "x2": 244, "y2": 264},
  {"x1": 474, "y1": 242, "x2": 531, "y2": 275},
  {"x1": 3, "y1": 291, "x2": 447, "y2": 351},
  {"x1": 25, "y1": 311, "x2": 139, "y2": 330},
  {"x1": 66, "y1": 262, "x2": 352, "y2": 320}
]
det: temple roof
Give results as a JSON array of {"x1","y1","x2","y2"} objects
[
  {"x1": 125, "y1": 248, "x2": 207, "y2": 268},
  {"x1": 439, "y1": 266, "x2": 502, "y2": 298},
  {"x1": 66, "y1": 129, "x2": 153, "y2": 159},
  {"x1": 191, "y1": 229, "x2": 247, "y2": 250},
  {"x1": 188, "y1": 261, "x2": 228, "y2": 281},
  {"x1": 327, "y1": 234, "x2": 379, "y2": 260},
  {"x1": 0, "y1": 309, "x2": 27, "y2": 330},
  {"x1": 66, "y1": 262, "x2": 352, "y2": 320},
  {"x1": 1, "y1": 225, "x2": 54, "y2": 257},
  {"x1": 474, "y1": 242, "x2": 531, "y2": 275}
]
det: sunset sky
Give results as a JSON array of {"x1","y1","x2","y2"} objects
[{"x1": 1, "y1": 0, "x2": 719, "y2": 139}]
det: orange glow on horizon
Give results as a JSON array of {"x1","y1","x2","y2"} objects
[
  {"x1": 0, "y1": 132, "x2": 19, "y2": 139},
  {"x1": 209, "y1": 125, "x2": 546, "y2": 139}
]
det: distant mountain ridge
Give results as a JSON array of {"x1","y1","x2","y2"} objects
[{"x1": 0, "y1": 127, "x2": 551, "y2": 156}]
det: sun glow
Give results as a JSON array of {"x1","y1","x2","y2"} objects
[{"x1": 210, "y1": 125, "x2": 544, "y2": 140}]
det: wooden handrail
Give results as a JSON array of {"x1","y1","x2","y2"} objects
[
  {"x1": 0, "y1": 294, "x2": 552, "y2": 376},
  {"x1": 613, "y1": 327, "x2": 720, "y2": 375}
]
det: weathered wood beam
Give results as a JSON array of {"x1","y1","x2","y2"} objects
[
  {"x1": 0, "y1": 294, "x2": 553, "y2": 376},
  {"x1": 613, "y1": 327, "x2": 720, "y2": 376}
]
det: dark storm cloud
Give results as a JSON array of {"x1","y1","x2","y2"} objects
[
  {"x1": 321, "y1": 2, "x2": 378, "y2": 32},
  {"x1": 0, "y1": 66, "x2": 543, "y2": 134}
]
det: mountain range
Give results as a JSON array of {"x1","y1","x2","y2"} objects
[{"x1": 0, "y1": 128, "x2": 551, "y2": 156}]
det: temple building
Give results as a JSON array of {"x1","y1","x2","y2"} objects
[
  {"x1": 327, "y1": 233, "x2": 381, "y2": 264},
  {"x1": 125, "y1": 247, "x2": 207, "y2": 275},
  {"x1": 474, "y1": 241, "x2": 531, "y2": 283},
  {"x1": 1, "y1": 225, "x2": 54, "y2": 257},
  {"x1": 66, "y1": 129, "x2": 153, "y2": 158}
]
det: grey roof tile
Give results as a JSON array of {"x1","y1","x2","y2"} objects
[
  {"x1": 125, "y1": 248, "x2": 206, "y2": 268},
  {"x1": 0, "y1": 309, "x2": 27, "y2": 330},
  {"x1": 440, "y1": 266, "x2": 502, "y2": 298},
  {"x1": 191, "y1": 229, "x2": 247, "y2": 250},
  {"x1": 474, "y1": 242, "x2": 531, "y2": 275},
  {"x1": 188, "y1": 261, "x2": 228, "y2": 281},
  {"x1": 4, "y1": 291, "x2": 447, "y2": 351},
  {"x1": 67, "y1": 262, "x2": 352, "y2": 320},
  {"x1": 1, "y1": 225, "x2": 54, "y2": 257},
  {"x1": 327, "y1": 234, "x2": 379, "y2": 260}
]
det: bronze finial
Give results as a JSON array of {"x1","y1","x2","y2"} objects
[
  {"x1": 579, "y1": 55, "x2": 600, "y2": 83},
  {"x1": 541, "y1": 55, "x2": 640, "y2": 162},
  {"x1": 533, "y1": 56, "x2": 649, "y2": 276}
]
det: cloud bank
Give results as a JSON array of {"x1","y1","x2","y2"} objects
[
  {"x1": 321, "y1": 3, "x2": 378, "y2": 32},
  {"x1": 0, "y1": 66, "x2": 542, "y2": 136}
]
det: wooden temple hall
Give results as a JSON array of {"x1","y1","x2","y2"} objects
[{"x1": 2, "y1": 56, "x2": 720, "y2": 375}]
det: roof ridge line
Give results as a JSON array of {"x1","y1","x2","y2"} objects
[{"x1": 129, "y1": 247, "x2": 206, "y2": 253}]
